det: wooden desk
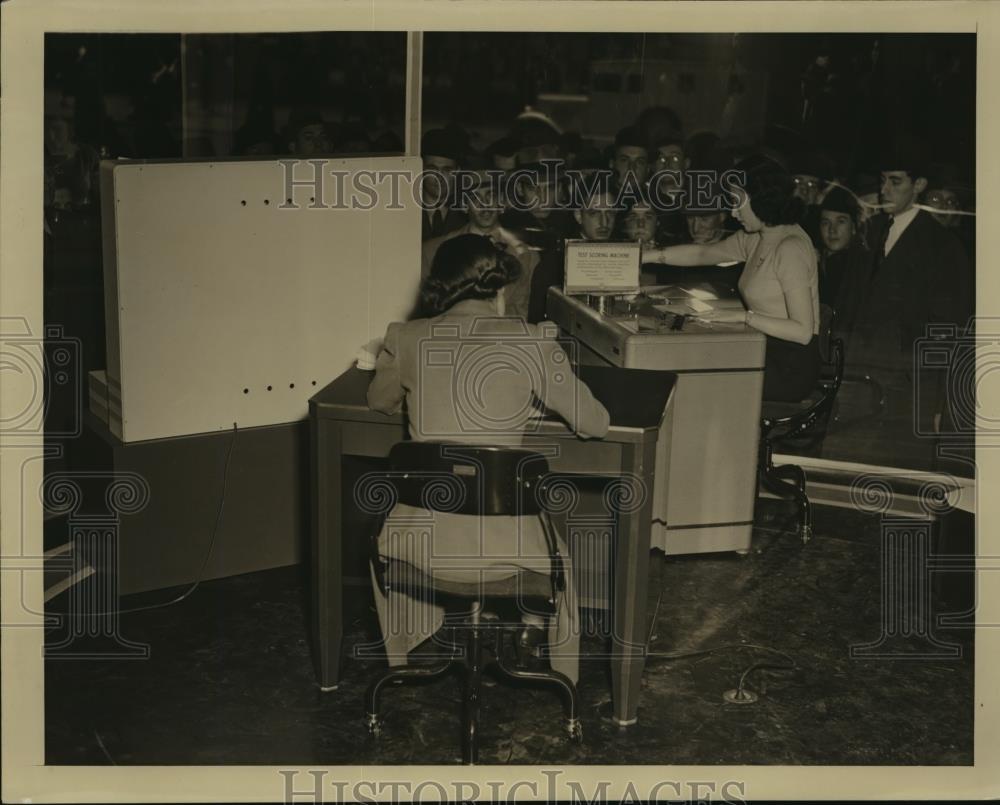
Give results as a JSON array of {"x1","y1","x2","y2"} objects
[
  {"x1": 547, "y1": 283, "x2": 765, "y2": 555},
  {"x1": 310, "y1": 364, "x2": 676, "y2": 726}
]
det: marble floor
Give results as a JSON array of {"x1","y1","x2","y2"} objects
[{"x1": 44, "y1": 500, "x2": 974, "y2": 766}]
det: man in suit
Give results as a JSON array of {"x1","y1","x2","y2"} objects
[
  {"x1": 420, "y1": 128, "x2": 467, "y2": 241},
  {"x1": 849, "y1": 154, "x2": 972, "y2": 461}
]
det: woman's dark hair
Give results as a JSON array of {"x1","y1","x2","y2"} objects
[
  {"x1": 419, "y1": 234, "x2": 521, "y2": 316},
  {"x1": 735, "y1": 156, "x2": 806, "y2": 227}
]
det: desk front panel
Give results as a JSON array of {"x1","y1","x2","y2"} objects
[{"x1": 547, "y1": 290, "x2": 764, "y2": 555}]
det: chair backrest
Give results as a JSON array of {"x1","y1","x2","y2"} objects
[
  {"x1": 762, "y1": 304, "x2": 846, "y2": 432},
  {"x1": 386, "y1": 441, "x2": 552, "y2": 517}
]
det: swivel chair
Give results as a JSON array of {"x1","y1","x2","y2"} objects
[
  {"x1": 363, "y1": 441, "x2": 582, "y2": 764},
  {"x1": 758, "y1": 304, "x2": 845, "y2": 542}
]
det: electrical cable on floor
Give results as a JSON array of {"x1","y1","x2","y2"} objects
[
  {"x1": 646, "y1": 642, "x2": 798, "y2": 703},
  {"x1": 644, "y1": 553, "x2": 798, "y2": 698},
  {"x1": 88, "y1": 422, "x2": 238, "y2": 616},
  {"x1": 646, "y1": 642, "x2": 796, "y2": 666},
  {"x1": 735, "y1": 656, "x2": 797, "y2": 698}
]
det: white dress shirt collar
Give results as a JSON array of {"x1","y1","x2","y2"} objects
[{"x1": 884, "y1": 205, "x2": 919, "y2": 255}]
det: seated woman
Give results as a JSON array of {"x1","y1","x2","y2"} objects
[
  {"x1": 644, "y1": 162, "x2": 821, "y2": 402},
  {"x1": 367, "y1": 234, "x2": 611, "y2": 683}
]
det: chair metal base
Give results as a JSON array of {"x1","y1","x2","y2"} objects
[{"x1": 365, "y1": 612, "x2": 581, "y2": 763}]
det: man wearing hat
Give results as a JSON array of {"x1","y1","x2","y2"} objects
[
  {"x1": 921, "y1": 164, "x2": 974, "y2": 262},
  {"x1": 789, "y1": 149, "x2": 834, "y2": 249},
  {"x1": 817, "y1": 187, "x2": 871, "y2": 340},
  {"x1": 849, "y1": 143, "x2": 972, "y2": 460},
  {"x1": 420, "y1": 128, "x2": 467, "y2": 241}
]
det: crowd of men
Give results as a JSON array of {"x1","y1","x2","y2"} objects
[
  {"x1": 42, "y1": 78, "x2": 975, "y2": 464},
  {"x1": 411, "y1": 106, "x2": 975, "y2": 462}
]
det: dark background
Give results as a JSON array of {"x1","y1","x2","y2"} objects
[{"x1": 44, "y1": 32, "x2": 974, "y2": 169}]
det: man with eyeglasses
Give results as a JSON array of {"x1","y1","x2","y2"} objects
[
  {"x1": 920, "y1": 164, "x2": 974, "y2": 263},
  {"x1": 789, "y1": 151, "x2": 832, "y2": 249},
  {"x1": 650, "y1": 136, "x2": 688, "y2": 193},
  {"x1": 646, "y1": 135, "x2": 691, "y2": 246}
]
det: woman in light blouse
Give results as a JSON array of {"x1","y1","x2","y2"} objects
[{"x1": 644, "y1": 162, "x2": 822, "y2": 402}]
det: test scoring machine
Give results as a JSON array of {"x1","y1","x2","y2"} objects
[{"x1": 555, "y1": 240, "x2": 765, "y2": 554}]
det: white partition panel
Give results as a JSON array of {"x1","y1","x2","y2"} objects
[{"x1": 101, "y1": 157, "x2": 422, "y2": 442}]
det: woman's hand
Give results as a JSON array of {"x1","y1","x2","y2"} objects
[
  {"x1": 694, "y1": 308, "x2": 747, "y2": 324},
  {"x1": 640, "y1": 244, "x2": 663, "y2": 264}
]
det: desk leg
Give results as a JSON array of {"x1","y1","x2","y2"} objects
[
  {"x1": 311, "y1": 416, "x2": 343, "y2": 690},
  {"x1": 610, "y1": 436, "x2": 657, "y2": 726}
]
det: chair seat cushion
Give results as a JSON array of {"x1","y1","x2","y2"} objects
[{"x1": 383, "y1": 559, "x2": 555, "y2": 601}]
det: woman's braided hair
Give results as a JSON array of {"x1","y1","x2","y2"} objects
[{"x1": 419, "y1": 234, "x2": 521, "y2": 316}]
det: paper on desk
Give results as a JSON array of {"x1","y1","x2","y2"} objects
[
  {"x1": 680, "y1": 286, "x2": 718, "y2": 301},
  {"x1": 688, "y1": 298, "x2": 715, "y2": 313}
]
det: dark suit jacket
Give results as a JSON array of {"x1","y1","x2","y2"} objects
[
  {"x1": 853, "y1": 210, "x2": 971, "y2": 373},
  {"x1": 819, "y1": 240, "x2": 872, "y2": 339},
  {"x1": 421, "y1": 207, "x2": 467, "y2": 242},
  {"x1": 527, "y1": 246, "x2": 566, "y2": 324}
]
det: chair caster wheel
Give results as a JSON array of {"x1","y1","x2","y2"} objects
[
  {"x1": 365, "y1": 713, "x2": 382, "y2": 737},
  {"x1": 567, "y1": 718, "x2": 583, "y2": 743}
]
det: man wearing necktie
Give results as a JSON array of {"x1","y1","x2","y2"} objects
[
  {"x1": 848, "y1": 150, "x2": 972, "y2": 467},
  {"x1": 420, "y1": 128, "x2": 467, "y2": 241}
]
